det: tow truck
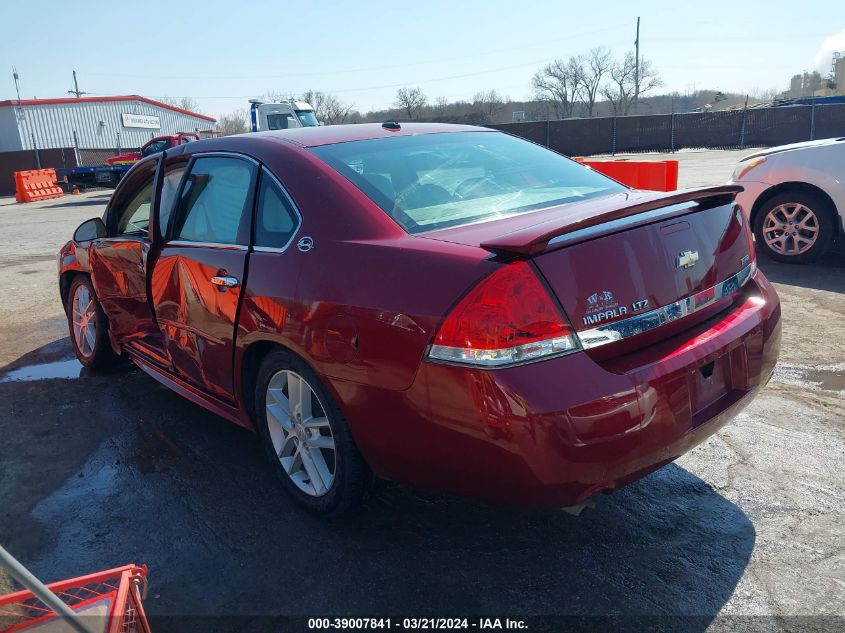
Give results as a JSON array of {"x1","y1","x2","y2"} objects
[
  {"x1": 55, "y1": 99, "x2": 317, "y2": 190},
  {"x1": 249, "y1": 99, "x2": 318, "y2": 131},
  {"x1": 106, "y1": 132, "x2": 200, "y2": 165},
  {"x1": 55, "y1": 132, "x2": 200, "y2": 190},
  {"x1": 55, "y1": 163, "x2": 132, "y2": 190}
]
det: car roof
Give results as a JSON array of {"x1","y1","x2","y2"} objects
[{"x1": 253, "y1": 122, "x2": 492, "y2": 148}]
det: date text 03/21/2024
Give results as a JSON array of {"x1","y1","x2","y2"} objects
[{"x1": 307, "y1": 618, "x2": 528, "y2": 630}]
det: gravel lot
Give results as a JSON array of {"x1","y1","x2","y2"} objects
[{"x1": 0, "y1": 150, "x2": 843, "y2": 632}]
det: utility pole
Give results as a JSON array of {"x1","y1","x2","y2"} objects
[
  {"x1": 12, "y1": 66, "x2": 21, "y2": 101},
  {"x1": 633, "y1": 16, "x2": 640, "y2": 115},
  {"x1": 68, "y1": 70, "x2": 88, "y2": 98}
]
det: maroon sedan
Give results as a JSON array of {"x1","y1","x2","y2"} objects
[{"x1": 59, "y1": 123, "x2": 780, "y2": 515}]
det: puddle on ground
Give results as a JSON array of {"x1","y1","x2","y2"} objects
[
  {"x1": 814, "y1": 369, "x2": 845, "y2": 392},
  {"x1": 0, "y1": 358, "x2": 83, "y2": 383},
  {"x1": 772, "y1": 362, "x2": 845, "y2": 394}
]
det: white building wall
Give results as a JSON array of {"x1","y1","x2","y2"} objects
[
  {"x1": 0, "y1": 107, "x2": 23, "y2": 152},
  {"x1": 4, "y1": 99, "x2": 215, "y2": 151}
]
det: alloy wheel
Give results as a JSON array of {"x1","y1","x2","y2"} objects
[
  {"x1": 71, "y1": 284, "x2": 97, "y2": 359},
  {"x1": 762, "y1": 202, "x2": 820, "y2": 256},
  {"x1": 265, "y1": 370, "x2": 336, "y2": 497}
]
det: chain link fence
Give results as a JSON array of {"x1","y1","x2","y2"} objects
[
  {"x1": 21, "y1": 131, "x2": 139, "y2": 167},
  {"x1": 491, "y1": 103, "x2": 845, "y2": 156}
]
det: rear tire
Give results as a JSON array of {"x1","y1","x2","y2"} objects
[
  {"x1": 254, "y1": 350, "x2": 372, "y2": 517},
  {"x1": 66, "y1": 275, "x2": 120, "y2": 369},
  {"x1": 753, "y1": 191, "x2": 836, "y2": 264}
]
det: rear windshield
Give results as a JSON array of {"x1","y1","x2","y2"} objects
[{"x1": 310, "y1": 131, "x2": 625, "y2": 234}]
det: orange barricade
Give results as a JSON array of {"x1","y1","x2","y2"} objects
[
  {"x1": 14, "y1": 168, "x2": 65, "y2": 203},
  {"x1": 574, "y1": 158, "x2": 679, "y2": 191}
]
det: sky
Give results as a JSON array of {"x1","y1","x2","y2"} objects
[{"x1": 0, "y1": 0, "x2": 842, "y2": 121}]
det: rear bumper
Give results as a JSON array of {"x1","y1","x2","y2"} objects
[{"x1": 339, "y1": 271, "x2": 781, "y2": 507}]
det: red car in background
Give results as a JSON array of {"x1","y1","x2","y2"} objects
[
  {"x1": 59, "y1": 123, "x2": 780, "y2": 516},
  {"x1": 105, "y1": 132, "x2": 199, "y2": 165}
]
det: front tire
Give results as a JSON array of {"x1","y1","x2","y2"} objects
[
  {"x1": 254, "y1": 350, "x2": 371, "y2": 516},
  {"x1": 753, "y1": 191, "x2": 836, "y2": 263},
  {"x1": 66, "y1": 276, "x2": 120, "y2": 369}
]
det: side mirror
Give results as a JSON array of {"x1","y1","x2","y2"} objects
[{"x1": 73, "y1": 217, "x2": 107, "y2": 242}]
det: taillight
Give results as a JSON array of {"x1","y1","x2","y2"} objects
[{"x1": 427, "y1": 261, "x2": 580, "y2": 367}]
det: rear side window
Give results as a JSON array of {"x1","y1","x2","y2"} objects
[
  {"x1": 266, "y1": 113, "x2": 297, "y2": 130},
  {"x1": 255, "y1": 170, "x2": 299, "y2": 249},
  {"x1": 173, "y1": 156, "x2": 255, "y2": 245}
]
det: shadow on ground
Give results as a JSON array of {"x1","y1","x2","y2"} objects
[
  {"x1": 43, "y1": 194, "x2": 112, "y2": 209},
  {"x1": 0, "y1": 341, "x2": 755, "y2": 632},
  {"x1": 756, "y1": 247, "x2": 845, "y2": 293}
]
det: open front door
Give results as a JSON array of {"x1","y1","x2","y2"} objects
[
  {"x1": 88, "y1": 158, "x2": 166, "y2": 360},
  {"x1": 149, "y1": 154, "x2": 257, "y2": 403}
]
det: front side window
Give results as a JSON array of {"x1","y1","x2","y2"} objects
[
  {"x1": 158, "y1": 164, "x2": 187, "y2": 236},
  {"x1": 255, "y1": 170, "x2": 299, "y2": 249},
  {"x1": 310, "y1": 131, "x2": 625, "y2": 234},
  {"x1": 110, "y1": 160, "x2": 157, "y2": 237},
  {"x1": 173, "y1": 156, "x2": 254, "y2": 245}
]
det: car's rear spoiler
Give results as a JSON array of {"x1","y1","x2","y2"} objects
[{"x1": 480, "y1": 185, "x2": 743, "y2": 256}]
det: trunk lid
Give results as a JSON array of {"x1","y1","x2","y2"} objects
[{"x1": 421, "y1": 186, "x2": 754, "y2": 354}]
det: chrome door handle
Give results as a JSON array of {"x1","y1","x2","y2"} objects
[{"x1": 210, "y1": 275, "x2": 239, "y2": 288}]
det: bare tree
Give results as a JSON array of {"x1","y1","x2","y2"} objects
[
  {"x1": 601, "y1": 52, "x2": 662, "y2": 116},
  {"x1": 394, "y1": 87, "x2": 428, "y2": 120},
  {"x1": 160, "y1": 96, "x2": 202, "y2": 113},
  {"x1": 300, "y1": 90, "x2": 355, "y2": 125},
  {"x1": 750, "y1": 86, "x2": 779, "y2": 103},
  {"x1": 218, "y1": 109, "x2": 249, "y2": 136},
  {"x1": 263, "y1": 90, "x2": 292, "y2": 103},
  {"x1": 531, "y1": 57, "x2": 583, "y2": 119},
  {"x1": 580, "y1": 48, "x2": 612, "y2": 117},
  {"x1": 472, "y1": 89, "x2": 506, "y2": 123},
  {"x1": 433, "y1": 96, "x2": 449, "y2": 117},
  {"x1": 321, "y1": 97, "x2": 356, "y2": 125}
]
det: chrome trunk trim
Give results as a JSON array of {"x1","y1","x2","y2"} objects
[{"x1": 576, "y1": 261, "x2": 757, "y2": 349}]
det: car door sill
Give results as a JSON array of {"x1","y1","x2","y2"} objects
[
  {"x1": 124, "y1": 346, "x2": 252, "y2": 430},
  {"x1": 125, "y1": 339, "x2": 170, "y2": 369}
]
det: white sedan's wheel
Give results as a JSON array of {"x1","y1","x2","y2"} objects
[
  {"x1": 762, "y1": 202, "x2": 819, "y2": 256},
  {"x1": 266, "y1": 370, "x2": 336, "y2": 497},
  {"x1": 71, "y1": 284, "x2": 97, "y2": 359},
  {"x1": 753, "y1": 191, "x2": 836, "y2": 264}
]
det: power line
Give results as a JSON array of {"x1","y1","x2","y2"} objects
[
  {"x1": 87, "y1": 55, "x2": 565, "y2": 101},
  {"x1": 79, "y1": 22, "x2": 631, "y2": 82}
]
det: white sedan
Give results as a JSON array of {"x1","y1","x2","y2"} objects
[{"x1": 730, "y1": 137, "x2": 844, "y2": 263}]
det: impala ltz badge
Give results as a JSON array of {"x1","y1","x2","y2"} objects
[
  {"x1": 297, "y1": 236, "x2": 314, "y2": 252},
  {"x1": 677, "y1": 249, "x2": 700, "y2": 269},
  {"x1": 583, "y1": 291, "x2": 622, "y2": 326},
  {"x1": 583, "y1": 291, "x2": 650, "y2": 326}
]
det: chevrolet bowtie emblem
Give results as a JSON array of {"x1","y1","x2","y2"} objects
[{"x1": 677, "y1": 250, "x2": 700, "y2": 269}]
